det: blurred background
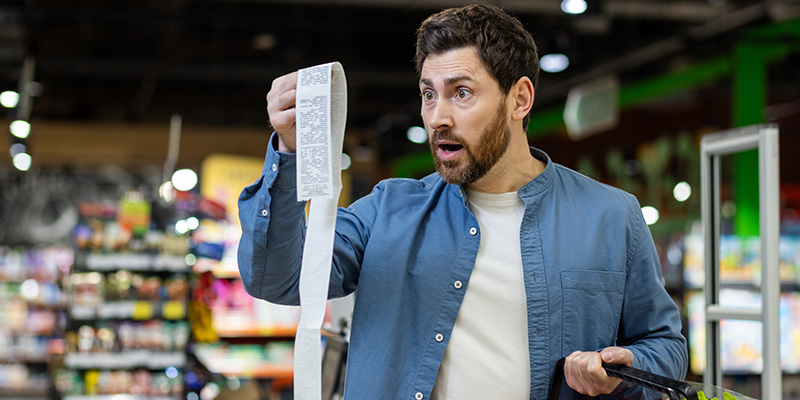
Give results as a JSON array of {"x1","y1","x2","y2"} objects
[{"x1": 1, "y1": 0, "x2": 800, "y2": 399}]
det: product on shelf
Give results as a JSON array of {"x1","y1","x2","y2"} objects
[
  {"x1": 55, "y1": 368, "x2": 182, "y2": 398},
  {"x1": 0, "y1": 245, "x2": 72, "y2": 397},
  {"x1": 0, "y1": 364, "x2": 51, "y2": 395},
  {"x1": 64, "y1": 320, "x2": 190, "y2": 354},
  {"x1": 683, "y1": 233, "x2": 800, "y2": 287},
  {"x1": 64, "y1": 202, "x2": 194, "y2": 398},
  {"x1": 686, "y1": 289, "x2": 800, "y2": 375},
  {"x1": 192, "y1": 341, "x2": 295, "y2": 379},
  {"x1": 62, "y1": 252, "x2": 191, "y2": 392}
]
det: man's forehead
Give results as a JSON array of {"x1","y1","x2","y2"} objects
[{"x1": 419, "y1": 48, "x2": 485, "y2": 85}]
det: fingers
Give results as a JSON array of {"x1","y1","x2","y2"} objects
[
  {"x1": 564, "y1": 350, "x2": 624, "y2": 397},
  {"x1": 266, "y1": 72, "x2": 298, "y2": 152},
  {"x1": 601, "y1": 346, "x2": 634, "y2": 366}
]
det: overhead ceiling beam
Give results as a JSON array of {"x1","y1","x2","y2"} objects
[
  {"x1": 35, "y1": 58, "x2": 416, "y2": 88},
  {"x1": 220, "y1": 0, "x2": 737, "y2": 21}
]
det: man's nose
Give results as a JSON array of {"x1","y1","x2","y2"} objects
[{"x1": 427, "y1": 100, "x2": 454, "y2": 132}]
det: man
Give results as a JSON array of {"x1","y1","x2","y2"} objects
[{"x1": 238, "y1": 4, "x2": 687, "y2": 399}]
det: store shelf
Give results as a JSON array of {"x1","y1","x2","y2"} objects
[
  {"x1": 192, "y1": 258, "x2": 239, "y2": 279},
  {"x1": 203, "y1": 362, "x2": 294, "y2": 380},
  {"x1": 211, "y1": 309, "x2": 299, "y2": 339},
  {"x1": 65, "y1": 351, "x2": 186, "y2": 369},
  {"x1": 0, "y1": 358, "x2": 50, "y2": 364},
  {"x1": 210, "y1": 269, "x2": 241, "y2": 279},
  {"x1": 63, "y1": 396, "x2": 179, "y2": 400},
  {"x1": 685, "y1": 281, "x2": 800, "y2": 291},
  {"x1": 77, "y1": 254, "x2": 188, "y2": 272},
  {"x1": 215, "y1": 324, "x2": 298, "y2": 339},
  {"x1": 193, "y1": 342, "x2": 294, "y2": 380},
  {"x1": 0, "y1": 393, "x2": 50, "y2": 400},
  {"x1": 70, "y1": 301, "x2": 186, "y2": 320},
  {"x1": 0, "y1": 246, "x2": 68, "y2": 400}
]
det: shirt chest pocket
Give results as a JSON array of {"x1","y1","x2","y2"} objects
[{"x1": 561, "y1": 270, "x2": 626, "y2": 355}]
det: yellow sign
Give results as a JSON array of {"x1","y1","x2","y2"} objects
[
  {"x1": 201, "y1": 153, "x2": 353, "y2": 224},
  {"x1": 201, "y1": 154, "x2": 264, "y2": 224}
]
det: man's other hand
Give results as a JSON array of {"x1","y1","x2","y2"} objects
[{"x1": 564, "y1": 347, "x2": 634, "y2": 396}]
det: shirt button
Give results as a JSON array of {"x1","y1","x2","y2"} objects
[
  {"x1": 453, "y1": 280, "x2": 462, "y2": 289},
  {"x1": 272, "y1": 163, "x2": 278, "y2": 172},
  {"x1": 261, "y1": 209, "x2": 269, "y2": 217},
  {"x1": 415, "y1": 392, "x2": 424, "y2": 400},
  {"x1": 435, "y1": 333, "x2": 444, "y2": 342},
  {"x1": 469, "y1": 227, "x2": 477, "y2": 236}
]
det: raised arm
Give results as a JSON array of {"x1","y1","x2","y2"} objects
[{"x1": 238, "y1": 71, "x2": 372, "y2": 305}]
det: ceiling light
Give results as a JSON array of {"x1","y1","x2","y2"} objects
[
  {"x1": 13, "y1": 152, "x2": 32, "y2": 171},
  {"x1": 673, "y1": 181, "x2": 692, "y2": 202},
  {"x1": 341, "y1": 153, "x2": 352, "y2": 170},
  {"x1": 175, "y1": 219, "x2": 189, "y2": 235},
  {"x1": 0, "y1": 91, "x2": 19, "y2": 108},
  {"x1": 540, "y1": 53, "x2": 570, "y2": 73},
  {"x1": 561, "y1": 0, "x2": 588, "y2": 14},
  {"x1": 10, "y1": 120, "x2": 30, "y2": 139},
  {"x1": 171, "y1": 168, "x2": 198, "y2": 191},
  {"x1": 252, "y1": 33, "x2": 277, "y2": 51},
  {"x1": 641, "y1": 206, "x2": 660, "y2": 225},
  {"x1": 406, "y1": 126, "x2": 427, "y2": 144},
  {"x1": 186, "y1": 216, "x2": 200, "y2": 230},
  {"x1": 10, "y1": 143, "x2": 26, "y2": 157},
  {"x1": 159, "y1": 181, "x2": 176, "y2": 202}
]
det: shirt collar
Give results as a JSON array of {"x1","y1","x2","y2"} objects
[
  {"x1": 452, "y1": 146, "x2": 555, "y2": 205},
  {"x1": 517, "y1": 146, "x2": 555, "y2": 199}
]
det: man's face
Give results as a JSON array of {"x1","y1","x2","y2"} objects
[{"x1": 419, "y1": 47, "x2": 511, "y2": 185}]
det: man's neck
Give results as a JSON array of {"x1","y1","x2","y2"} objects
[{"x1": 465, "y1": 130, "x2": 545, "y2": 194}]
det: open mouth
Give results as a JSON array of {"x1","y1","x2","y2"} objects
[
  {"x1": 436, "y1": 142, "x2": 464, "y2": 161},
  {"x1": 439, "y1": 143, "x2": 463, "y2": 153}
]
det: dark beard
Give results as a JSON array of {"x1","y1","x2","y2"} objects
[{"x1": 430, "y1": 100, "x2": 511, "y2": 185}]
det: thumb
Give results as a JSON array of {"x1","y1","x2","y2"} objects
[{"x1": 601, "y1": 347, "x2": 632, "y2": 366}]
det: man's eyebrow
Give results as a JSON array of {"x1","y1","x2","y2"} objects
[{"x1": 419, "y1": 76, "x2": 474, "y2": 87}]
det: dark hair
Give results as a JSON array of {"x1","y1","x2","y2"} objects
[{"x1": 415, "y1": 4, "x2": 539, "y2": 129}]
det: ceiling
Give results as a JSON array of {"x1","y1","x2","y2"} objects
[{"x1": 1, "y1": 0, "x2": 799, "y2": 184}]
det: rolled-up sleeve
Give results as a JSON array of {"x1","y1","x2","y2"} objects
[{"x1": 608, "y1": 195, "x2": 688, "y2": 398}]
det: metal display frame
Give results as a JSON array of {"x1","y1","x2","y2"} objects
[{"x1": 700, "y1": 124, "x2": 781, "y2": 400}]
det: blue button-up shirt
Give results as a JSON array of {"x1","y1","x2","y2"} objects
[{"x1": 238, "y1": 134, "x2": 687, "y2": 399}]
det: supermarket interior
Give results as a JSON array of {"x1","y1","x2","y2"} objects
[{"x1": 1, "y1": 0, "x2": 800, "y2": 399}]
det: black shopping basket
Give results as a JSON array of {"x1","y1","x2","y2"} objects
[{"x1": 547, "y1": 358, "x2": 758, "y2": 400}]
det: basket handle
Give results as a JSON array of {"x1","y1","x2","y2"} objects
[{"x1": 548, "y1": 357, "x2": 699, "y2": 400}]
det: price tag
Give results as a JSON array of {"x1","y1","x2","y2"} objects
[
  {"x1": 162, "y1": 301, "x2": 186, "y2": 320},
  {"x1": 132, "y1": 301, "x2": 154, "y2": 320}
]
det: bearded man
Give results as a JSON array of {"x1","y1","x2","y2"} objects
[{"x1": 238, "y1": 4, "x2": 687, "y2": 399}]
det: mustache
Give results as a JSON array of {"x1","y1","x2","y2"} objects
[{"x1": 430, "y1": 129, "x2": 464, "y2": 145}]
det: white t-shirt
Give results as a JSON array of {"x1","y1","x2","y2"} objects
[{"x1": 431, "y1": 189, "x2": 530, "y2": 400}]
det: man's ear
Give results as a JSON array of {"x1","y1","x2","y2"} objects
[{"x1": 510, "y1": 76, "x2": 534, "y2": 122}]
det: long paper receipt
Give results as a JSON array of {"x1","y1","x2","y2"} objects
[{"x1": 294, "y1": 61, "x2": 347, "y2": 400}]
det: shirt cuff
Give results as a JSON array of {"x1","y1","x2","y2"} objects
[{"x1": 263, "y1": 132, "x2": 297, "y2": 190}]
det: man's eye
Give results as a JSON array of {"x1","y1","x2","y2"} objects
[
  {"x1": 423, "y1": 91, "x2": 434, "y2": 101},
  {"x1": 457, "y1": 89, "x2": 470, "y2": 99}
]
